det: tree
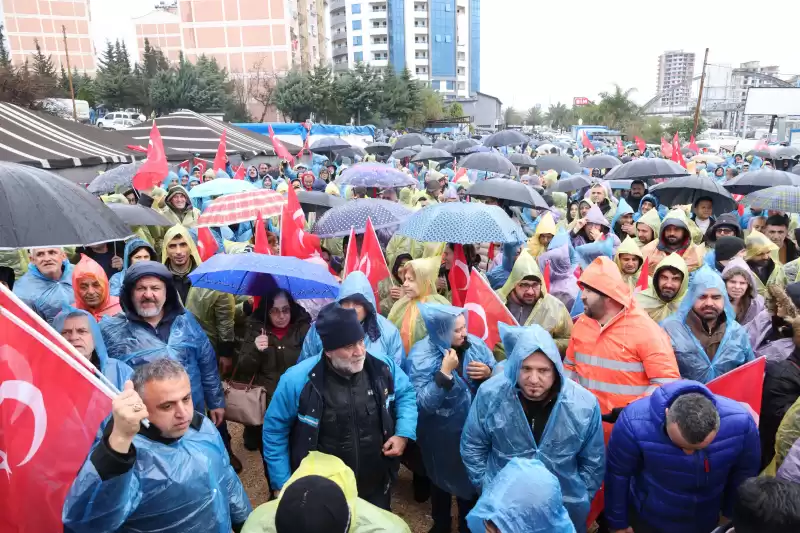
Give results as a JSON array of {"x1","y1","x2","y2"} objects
[
  {"x1": 596, "y1": 84, "x2": 640, "y2": 131},
  {"x1": 336, "y1": 62, "x2": 380, "y2": 124},
  {"x1": 503, "y1": 106, "x2": 520, "y2": 126},
  {"x1": 0, "y1": 24, "x2": 11, "y2": 69},
  {"x1": 407, "y1": 84, "x2": 443, "y2": 128},
  {"x1": 274, "y1": 68, "x2": 315, "y2": 122},
  {"x1": 524, "y1": 106, "x2": 543, "y2": 126},
  {"x1": 94, "y1": 39, "x2": 134, "y2": 109},
  {"x1": 446, "y1": 102, "x2": 464, "y2": 118},
  {"x1": 247, "y1": 57, "x2": 282, "y2": 122},
  {"x1": 545, "y1": 102, "x2": 571, "y2": 130},
  {"x1": 668, "y1": 117, "x2": 708, "y2": 140}
]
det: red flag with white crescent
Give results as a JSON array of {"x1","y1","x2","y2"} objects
[
  {"x1": 358, "y1": 218, "x2": 391, "y2": 288},
  {"x1": 634, "y1": 136, "x2": 646, "y2": 152},
  {"x1": 280, "y1": 185, "x2": 322, "y2": 260},
  {"x1": 343, "y1": 227, "x2": 359, "y2": 278},
  {"x1": 448, "y1": 244, "x2": 470, "y2": 307},
  {"x1": 196, "y1": 227, "x2": 218, "y2": 261},
  {"x1": 268, "y1": 125, "x2": 296, "y2": 166},
  {"x1": 213, "y1": 130, "x2": 227, "y2": 173},
  {"x1": 233, "y1": 163, "x2": 246, "y2": 180},
  {"x1": 132, "y1": 121, "x2": 168, "y2": 191},
  {"x1": 464, "y1": 270, "x2": 519, "y2": 350}
]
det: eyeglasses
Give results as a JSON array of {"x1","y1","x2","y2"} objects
[
  {"x1": 516, "y1": 281, "x2": 541, "y2": 291},
  {"x1": 269, "y1": 306, "x2": 292, "y2": 316}
]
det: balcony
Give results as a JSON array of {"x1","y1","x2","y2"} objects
[
  {"x1": 333, "y1": 61, "x2": 350, "y2": 72},
  {"x1": 331, "y1": 0, "x2": 345, "y2": 9},
  {"x1": 330, "y1": 13, "x2": 346, "y2": 26},
  {"x1": 332, "y1": 29, "x2": 348, "y2": 41},
  {"x1": 332, "y1": 45, "x2": 349, "y2": 57}
]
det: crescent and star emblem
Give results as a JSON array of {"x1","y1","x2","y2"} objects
[{"x1": 0, "y1": 380, "x2": 48, "y2": 476}]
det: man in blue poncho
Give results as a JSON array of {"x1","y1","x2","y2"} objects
[
  {"x1": 63, "y1": 358, "x2": 252, "y2": 533},
  {"x1": 661, "y1": 265, "x2": 755, "y2": 383},
  {"x1": 109, "y1": 238, "x2": 157, "y2": 297},
  {"x1": 406, "y1": 303, "x2": 496, "y2": 533},
  {"x1": 14, "y1": 247, "x2": 74, "y2": 323},
  {"x1": 460, "y1": 324, "x2": 604, "y2": 533}
]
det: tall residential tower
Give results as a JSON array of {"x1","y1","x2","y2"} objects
[{"x1": 656, "y1": 50, "x2": 695, "y2": 108}]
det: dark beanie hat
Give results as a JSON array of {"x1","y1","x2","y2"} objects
[
  {"x1": 275, "y1": 475, "x2": 351, "y2": 533},
  {"x1": 316, "y1": 302, "x2": 364, "y2": 352},
  {"x1": 786, "y1": 283, "x2": 800, "y2": 311},
  {"x1": 715, "y1": 236, "x2": 746, "y2": 262}
]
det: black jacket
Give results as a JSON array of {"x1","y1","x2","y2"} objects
[{"x1": 759, "y1": 348, "x2": 800, "y2": 469}]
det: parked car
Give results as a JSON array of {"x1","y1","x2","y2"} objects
[
  {"x1": 105, "y1": 118, "x2": 138, "y2": 131},
  {"x1": 96, "y1": 112, "x2": 141, "y2": 129}
]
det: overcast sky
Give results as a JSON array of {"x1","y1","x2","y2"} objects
[{"x1": 92, "y1": 0, "x2": 800, "y2": 109}]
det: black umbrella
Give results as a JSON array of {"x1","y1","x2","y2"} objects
[
  {"x1": 459, "y1": 152, "x2": 518, "y2": 177},
  {"x1": 296, "y1": 190, "x2": 346, "y2": 217},
  {"x1": 483, "y1": 129, "x2": 528, "y2": 148},
  {"x1": 433, "y1": 139, "x2": 456, "y2": 153},
  {"x1": 793, "y1": 165, "x2": 800, "y2": 176},
  {"x1": 87, "y1": 163, "x2": 140, "y2": 194},
  {"x1": 453, "y1": 138, "x2": 479, "y2": 154},
  {"x1": 649, "y1": 175, "x2": 736, "y2": 216},
  {"x1": 0, "y1": 162, "x2": 133, "y2": 248},
  {"x1": 411, "y1": 148, "x2": 455, "y2": 163},
  {"x1": 310, "y1": 137, "x2": 351, "y2": 155},
  {"x1": 469, "y1": 178, "x2": 548, "y2": 209},
  {"x1": 580, "y1": 154, "x2": 622, "y2": 169},
  {"x1": 547, "y1": 174, "x2": 592, "y2": 193},
  {"x1": 535, "y1": 155, "x2": 581, "y2": 174},
  {"x1": 722, "y1": 169, "x2": 800, "y2": 194},
  {"x1": 332, "y1": 146, "x2": 365, "y2": 160},
  {"x1": 746, "y1": 149, "x2": 772, "y2": 159},
  {"x1": 106, "y1": 203, "x2": 173, "y2": 227},
  {"x1": 603, "y1": 158, "x2": 689, "y2": 181},
  {"x1": 391, "y1": 148, "x2": 419, "y2": 160},
  {"x1": 680, "y1": 147, "x2": 696, "y2": 156},
  {"x1": 507, "y1": 153, "x2": 537, "y2": 167},
  {"x1": 365, "y1": 142, "x2": 393, "y2": 157},
  {"x1": 394, "y1": 133, "x2": 431, "y2": 150},
  {"x1": 772, "y1": 145, "x2": 800, "y2": 161}
]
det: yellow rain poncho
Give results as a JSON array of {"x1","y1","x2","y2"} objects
[
  {"x1": 542, "y1": 169, "x2": 558, "y2": 188},
  {"x1": 527, "y1": 212, "x2": 557, "y2": 258},
  {"x1": 763, "y1": 397, "x2": 800, "y2": 477},
  {"x1": 640, "y1": 209, "x2": 705, "y2": 273},
  {"x1": 635, "y1": 252, "x2": 689, "y2": 323},
  {"x1": 242, "y1": 452, "x2": 410, "y2": 533},
  {"x1": 495, "y1": 249, "x2": 572, "y2": 357},
  {"x1": 387, "y1": 256, "x2": 450, "y2": 353},
  {"x1": 614, "y1": 235, "x2": 644, "y2": 292},
  {"x1": 635, "y1": 208, "x2": 662, "y2": 248},
  {"x1": 745, "y1": 229, "x2": 786, "y2": 307},
  {"x1": 399, "y1": 187, "x2": 413, "y2": 206},
  {"x1": 325, "y1": 182, "x2": 341, "y2": 196}
]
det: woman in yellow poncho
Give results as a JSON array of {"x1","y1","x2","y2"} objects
[
  {"x1": 763, "y1": 396, "x2": 800, "y2": 477},
  {"x1": 527, "y1": 212, "x2": 557, "y2": 259},
  {"x1": 387, "y1": 256, "x2": 450, "y2": 353}
]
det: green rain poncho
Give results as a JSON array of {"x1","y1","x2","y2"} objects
[
  {"x1": 614, "y1": 235, "x2": 643, "y2": 292},
  {"x1": 635, "y1": 252, "x2": 689, "y2": 323}
]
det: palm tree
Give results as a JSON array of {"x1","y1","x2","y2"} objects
[
  {"x1": 545, "y1": 102, "x2": 571, "y2": 131},
  {"x1": 597, "y1": 84, "x2": 640, "y2": 130},
  {"x1": 503, "y1": 106, "x2": 520, "y2": 127},
  {"x1": 525, "y1": 106, "x2": 543, "y2": 126}
]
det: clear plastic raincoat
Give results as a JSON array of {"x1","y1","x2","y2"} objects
[
  {"x1": 496, "y1": 249, "x2": 572, "y2": 356},
  {"x1": 72, "y1": 254, "x2": 122, "y2": 320},
  {"x1": 538, "y1": 235, "x2": 579, "y2": 311},
  {"x1": 13, "y1": 258, "x2": 74, "y2": 323},
  {"x1": 298, "y1": 272, "x2": 406, "y2": 365},
  {"x1": 62, "y1": 414, "x2": 251, "y2": 532},
  {"x1": 406, "y1": 303, "x2": 496, "y2": 500},
  {"x1": 614, "y1": 235, "x2": 643, "y2": 292},
  {"x1": 635, "y1": 252, "x2": 689, "y2": 323},
  {"x1": 461, "y1": 324, "x2": 605, "y2": 533},
  {"x1": 764, "y1": 397, "x2": 800, "y2": 477},
  {"x1": 387, "y1": 256, "x2": 450, "y2": 353},
  {"x1": 640, "y1": 209, "x2": 705, "y2": 273},
  {"x1": 745, "y1": 229, "x2": 787, "y2": 307},
  {"x1": 661, "y1": 265, "x2": 755, "y2": 383},
  {"x1": 721, "y1": 258, "x2": 768, "y2": 348},
  {"x1": 634, "y1": 207, "x2": 662, "y2": 248},
  {"x1": 109, "y1": 238, "x2": 157, "y2": 297},
  {"x1": 465, "y1": 458, "x2": 576, "y2": 533}
]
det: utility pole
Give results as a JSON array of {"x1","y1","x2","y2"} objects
[
  {"x1": 692, "y1": 48, "x2": 709, "y2": 138},
  {"x1": 62, "y1": 25, "x2": 77, "y2": 121}
]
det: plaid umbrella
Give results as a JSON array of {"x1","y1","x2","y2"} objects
[
  {"x1": 743, "y1": 186, "x2": 800, "y2": 213},
  {"x1": 196, "y1": 189, "x2": 285, "y2": 227}
]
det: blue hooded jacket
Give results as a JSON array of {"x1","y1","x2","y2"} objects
[
  {"x1": 298, "y1": 272, "x2": 405, "y2": 365},
  {"x1": 13, "y1": 258, "x2": 75, "y2": 323},
  {"x1": 99, "y1": 261, "x2": 224, "y2": 412},
  {"x1": 633, "y1": 194, "x2": 667, "y2": 222},
  {"x1": 460, "y1": 324, "x2": 604, "y2": 533},
  {"x1": 244, "y1": 165, "x2": 263, "y2": 189},
  {"x1": 605, "y1": 380, "x2": 760, "y2": 533},
  {"x1": 406, "y1": 303, "x2": 496, "y2": 500},
  {"x1": 162, "y1": 171, "x2": 180, "y2": 190},
  {"x1": 660, "y1": 266, "x2": 755, "y2": 383},
  {"x1": 62, "y1": 413, "x2": 251, "y2": 532},
  {"x1": 466, "y1": 458, "x2": 577, "y2": 533},
  {"x1": 486, "y1": 242, "x2": 521, "y2": 290},
  {"x1": 109, "y1": 238, "x2": 157, "y2": 297}
]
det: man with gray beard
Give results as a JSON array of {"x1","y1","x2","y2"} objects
[{"x1": 263, "y1": 302, "x2": 418, "y2": 510}]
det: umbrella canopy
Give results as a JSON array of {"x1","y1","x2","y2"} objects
[
  {"x1": 603, "y1": 158, "x2": 690, "y2": 181},
  {"x1": 332, "y1": 146, "x2": 365, "y2": 160},
  {"x1": 394, "y1": 133, "x2": 431, "y2": 150},
  {"x1": 188, "y1": 253, "x2": 339, "y2": 300},
  {"x1": 297, "y1": 190, "x2": 346, "y2": 217},
  {"x1": 771, "y1": 145, "x2": 800, "y2": 161},
  {"x1": 680, "y1": 147, "x2": 696, "y2": 156},
  {"x1": 649, "y1": 175, "x2": 736, "y2": 216},
  {"x1": 607, "y1": 179, "x2": 634, "y2": 190},
  {"x1": 793, "y1": 165, "x2": 800, "y2": 176},
  {"x1": 0, "y1": 162, "x2": 133, "y2": 249},
  {"x1": 196, "y1": 189, "x2": 285, "y2": 227},
  {"x1": 482, "y1": 129, "x2": 528, "y2": 148},
  {"x1": 87, "y1": 163, "x2": 140, "y2": 194},
  {"x1": 468, "y1": 178, "x2": 548, "y2": 209},
  {"x1": 312, "y1": 198, "x2": 412, "y2": 238},
  {"x1": 743, "y1": 185, "x2": 800, "y2": 213},
  {"x1": 722, "y1": 169, "x2": 800, "y2": 195},
  {"x1": 746, "y1": 149, "x2": 772, "y2": 159},
  {"x1": 547, "y1": 174, "x2": 592, "y2": 193},
  {"x1": 188, "y1": 179, "x2": 258, "y2": 199},
  {"x1": 310, "y1": 137, "x2": 351, "y2": 155},
  {"x1": 691, "y1": 154, "x2": 725, "y2": 164},
  {"x1": 459, "y1": 152, "x2": 518, "y2": 177},
  {"x1": 453, "y1": 138, "x2": 479, "y2": 154},
  {"x1": 580, "y1": 154, "x2": 622, "y2": 169},
  {"x1": 365, "y1": 142, "x2": 393, "y2": 157},
  {"x1": 535, "y1": 144, "x2": 558, "y2": 154},
  {"x1": 391, "y1": 148, "x2": 419, "y2": 160},
  {"x1": 397, "y1": 202, "x2": 526, "y2": 244},
  {"x1": 335, "y1": 163, "x2": 418, "y2": 188},
  {"x1": 507, "y1": 153, "x2": 537, "y2": 167},
  {"x1": 106, "y1": 203, "x2": 173, "y2": 227},
  {"x1": 535, "y1": 155, "x2": 581, "y2": 174},
  {"x1": 433, "y1": 139, "x2": 456, "y2": 153},
  {"x1": 411, "y1": 148, "x2": 454, "y2": 163}
]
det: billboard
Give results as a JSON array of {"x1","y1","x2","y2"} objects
[
  {"x1": 573, "y1": 97, "x2": 590, "y2": 106},
  {"x1": 744, "y1": 87, "x2": 800, "y2": 116}
]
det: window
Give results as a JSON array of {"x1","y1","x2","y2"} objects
[
  {"x1": 353, "y1": 36, "x2": 362, "y2": 46},
  {"x1": 445, "y1": 35, "x2": 451, "y2": 43},
  {"x1": 445, "y1": 3, "x2": 451, "y2": 11},
  {"x1": 435, "y1": 34, "x2": 442, "y2": 42},
  {"x1": 351, "y1": 4, "x2": 361, "y2": 14},
  {"x1": 446, "y1": 80, "x2": 455, "y2": 90},
  {"x1": 354, "y1": 52, "x2": 363, "y2": 62},
  {"x1": 458, "y1": 81, "x2": 465, "y2": 90},
  {"x1": 352, "y1": 20, "x2": 361, "y2": 30}
]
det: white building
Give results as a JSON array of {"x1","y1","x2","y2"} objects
[
  {"x1": 656, "y1": 50, "x2": 695, "y2": 108},
  {"x1": 732, "y1": 60, "x2": 781, "y2": 103},
  {"x1": 329, "y1": 0, "x2": 480, "y2": 98}
]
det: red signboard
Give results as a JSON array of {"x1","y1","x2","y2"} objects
[{"x1": 573, "y1": 97, "x2": 590, "y2": 106}]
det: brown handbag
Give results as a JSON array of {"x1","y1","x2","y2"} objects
[{"x1": 223, "y1": 372, "x2": 267, "y2": 426}]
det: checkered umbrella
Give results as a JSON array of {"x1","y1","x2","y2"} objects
[
  {"x1": 196, "y1": 189, "x2": 285, "y2": 227},
  {"x1": 743, "y1": 185, "x2": 800, "y2": 213}
]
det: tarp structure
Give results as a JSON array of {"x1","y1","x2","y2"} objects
[{"x1": 237, "y1": 122, "x2": 376, "y2": 151}]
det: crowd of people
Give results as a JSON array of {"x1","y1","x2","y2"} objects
[{"x1": 4, "y1": 134, "x2": 800, "y2": 533}]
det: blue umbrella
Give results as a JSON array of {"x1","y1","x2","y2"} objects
[
  {"x1": 335, "y1": 163, "x2": 417, "y2": 188},
  {"x1": 87, "y1": 163, "x2": 140, "y2": 194},
  {"x1": 397, "y1": 202, "x2": 526, "y2": 244},
  {"x1": 188, "y1": 253, "x2": 339, "y2": 299},
  {"x1": 312, "y1": 198, "x2": 412, "y2": 237},
  {"x1": 188, "y1": 179, "x2": 257, "y2": 199}
]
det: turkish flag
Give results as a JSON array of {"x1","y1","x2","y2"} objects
[
  {"x1": 660, "y1": 137, "x2": 673, "y2": 158},
  {"x1": 448, "y1": 244, "x2": 470, "y2": 307},
  {"x1": 581, "y1": 131, "x2": 595, "y2": 151},
  {"x1": 688, "y1": 135, "x2": 699, "y2": 153},
  {"x1": 634, "y1": 136, "x2": 646, "y2": 152},
  {"x1": 253, "y1": 212, "x2": 272, "y2": 256},
  {"x1": 132, "y1": 121, "x2": 168, "y2": 191},
  {"x1": 193, "y1": 157, "x2": 208, "y2": 175},
  {"x1": 0, "y1": 306, "x2": 113, "y2": 533},
  {"x1": 295, "y1": 135, "x2": 310, "y2": 160},
  {"x1": 280, "y1": 186, "x2": 322, "y2": 260},
  {"x1": 232, "y1": 163, "x2": 245, "y2": 180},
  {"x1": 343, "y1": 227, "x2": 359, "y2": 278},
  {"x1": 196, "y1": 227, "x2": 218, "y2": 261},
  {"x1": 616, "y1": 138, "x2": 624, "y2": 156},
  {"x1": 177, "y1": 159, "x2": 191, "y2": 173},
  {"x1": 464, "y1": 270, "x2": 519, "y2": 349},
  {"x1": 671, "y1": 133, "x2": 687, "y2": 168},
  {"x1": 543, "y1": 260, "x2": 552, "y2": 294},
  {"x1": 268, "y1": 125, "x2": 296, "y2": 166},
  {"x1": 213, "y1": 130, "x2": 227, "y2": 173},
  {"x1": 452, "y1": 166, "x2": 467, "y2": 183},
  {"x1": 635, "y1": 257, "x2": 649, "y2": 293},
  {"x1": 706, "y1": 357, "x2": 767, "y2": 418},
  {"x1": 359, "y1": 218, "x2": 390, "y2": 288}
]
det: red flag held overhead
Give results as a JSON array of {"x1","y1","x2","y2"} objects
[
  {"x1": 233, "y1": 163, "x2": 246, "y2": 180},
  {"x1": 359, "y1": 217, "x2": 391, "y2": 288},
  {"x1": 177, "y1": 159, "x2": 191, "y2": 173},
  {"x1": 213, "y1": 130, "x2": 228, "y2": 172},
  {"x1": 343, "y1": 227, "x2": 359, "y2": 278},
  {"x1": 581, "y1": 131, "x2": 595, "y2": 151},
  {"x1": 616, "y1": 138, "x2": 624, "y2": 156},
  {"x1": 196, "y1": 227, "x2": 218, "y2": 261},
  {"x1": 688, "y1": 135, "x2": 699, "y2": 153},
  {"x1": 635, "y1": 256, "x2": 649, "y2": 293},
  {"x1": 634, "y1": 136, "x2": 646, "y2": 152},
  {"x1": 660, "y1": 137, "x2": 672, "y2": 158},
  {"x1": 268, "y1": 125, "x2": 296, "y2": 166},
  {"x1": 280, "y1": 185, "x2": 323, "y2": 260},
  {"x1": 464, "y1": 270, "x2": 519, "y2": 350},
  {"x1": 193, "y1": 157, "x2": 208, "y2": 175},
  {"x1": 253, "y1": 212, "x2": 272, "y2": 255},
  {"x1": 132, "y1": 121, "x2": 168, "y2": 191},
  {"x1": 543, "y1": 260, "x2": 552, "y2": 293},
  {"x1": 706, "y1": 357, "x2": 767, "y2": 417},
  {"x1": 448, "y1": 244, "x2": 470, "y2": 307}
]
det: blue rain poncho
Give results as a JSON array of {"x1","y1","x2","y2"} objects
[
  {"x1": 99, "y1": 261, "x2": 225, "y2": 412},
  {"x1": 486, "y1": 242, "x2": 521, "y2": 290},
  {"x1": 460, "y1": 324, "x2": 604, "y2": 533},
  {"x1": 109, "y1": 238, "x2": 157, "y2": 297},
  {"x1": 406, "y1": 303, "x2": 496, "y2": 500},
  {"x1": 13, "y1": 258, "x2": 75, "y2": 323},
  {"x1": 298, "y1": 272, "x2": 405, "y2": 365},
  {"x1": 466, "y1": 458, "x2": 576, "y2": 533},
  {"x1": 62, "y1": 415, "x2": 252, "y2": 533},
  {"x1": 661, "y1": 265, "x2": 755, "y2": 383},
  {"x1": 632, "y1": 193, "x2": 667, "y2": 222}
]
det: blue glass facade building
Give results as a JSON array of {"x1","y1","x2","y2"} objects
[
  {"x1": 430, "y1": 0, "x2": 455, "y2": 78},
  {"x1": 388, "y1": 0, "x2": 406, "y2": 72},
  {"x1": 470, "y1": 0, "x2": 480, "y2": 94}
]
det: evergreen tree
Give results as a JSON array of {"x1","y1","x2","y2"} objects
[
  {"x1": 59, "y1": 65, "x2": 71, "y2": 94},
  {"x1": 0, "y1": 24, "x2": 11, "y2": 69},
  {"x1": 31, "y1": 39, "x2": 58, "y2": 80}
]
